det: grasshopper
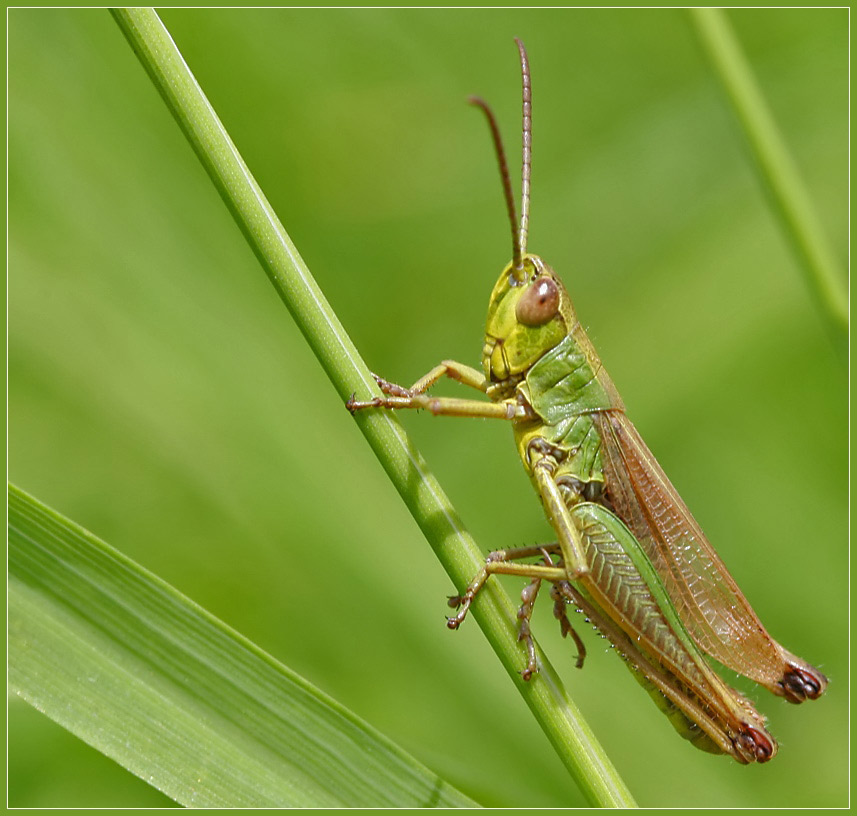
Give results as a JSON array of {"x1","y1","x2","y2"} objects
[{"x1": 347, "y1": 39, "x2": 826, "y2": 763}]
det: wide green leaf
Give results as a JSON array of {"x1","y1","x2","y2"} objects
[{"x1": 8, "y1": 483, "x2": 476, "y2": 808}]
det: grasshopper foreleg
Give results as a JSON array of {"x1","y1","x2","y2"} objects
[
  {"x1": 346, "y1": 361, "x2": 531, "y2": 420},
  {"x1": 384, "y1": 361, "x2": 489, "y2": 396}
]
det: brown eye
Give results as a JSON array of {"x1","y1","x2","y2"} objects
[{"x1": 516, "y1": 276, "x2": 560, "y2": 326}]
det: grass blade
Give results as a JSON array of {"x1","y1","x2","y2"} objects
[
  {"x1": 8, "y1": 483, "x2": 477, "y2": 808},
  {"x1": 689, "y1": 8, "x2": 847, "y2": 344},
  {"x1": 109, "y1": 7, "x2": 635, "y2": 808}
]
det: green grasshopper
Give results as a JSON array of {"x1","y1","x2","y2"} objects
[{"x1": 347, "y1": 39, "x2": 826, "y2": 763}]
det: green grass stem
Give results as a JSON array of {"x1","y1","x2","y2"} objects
[
  {"x1": 110, "y1": 7, "x2": 636, "y2": 808},
  {"x1": 690, "y1": 8, "x2": 847, "y2": 345}
]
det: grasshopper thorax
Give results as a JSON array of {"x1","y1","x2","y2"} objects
[{"x1": 482, "y1": 253, "x2": 575, "y2": 383}]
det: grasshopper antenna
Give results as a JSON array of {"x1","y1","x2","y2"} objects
[
  {"x1": 469, "y1": 39, "x2": 532, "y2": 281},
  {"x1": 468, "y1": 95, "x2": 522, "y2": 275},
  {"x1": 515, "y1": 37, "x2": 531, "y2": 268}
]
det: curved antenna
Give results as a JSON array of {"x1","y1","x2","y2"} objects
[
  {"x1": 514, "y1": 37, "x2": 531, "y2": 264},
  {"x1": 468, "y1": 95, "x2": 522, "y2": 273}
]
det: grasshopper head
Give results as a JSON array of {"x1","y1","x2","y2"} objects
[
  {"x1": 471, "y1": 41, "x2": 575, "y2": 384},
  {"x1": 482, "y1": 253, "x2": 574, "y2": 382}
]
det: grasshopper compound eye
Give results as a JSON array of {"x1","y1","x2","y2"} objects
[{"x1": 516, "y1": 276, "x2": 559, "y2": 326}]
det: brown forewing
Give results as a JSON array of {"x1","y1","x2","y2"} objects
[{"x1": 593, "y1": 409, "x2": 790, "y2": 692}]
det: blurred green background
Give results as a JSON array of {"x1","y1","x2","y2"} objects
[{"x1": 8, "y1": 7, "x2": 847, "y2": 808}]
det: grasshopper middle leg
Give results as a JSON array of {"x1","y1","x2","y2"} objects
[
  {"x1": 446, "y1": 543, "x2": 565, "y2": 629},
  {"x1": 448, "y1": 542, "x2": 589, "y2": 679}
]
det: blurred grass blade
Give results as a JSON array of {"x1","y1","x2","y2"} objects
[
  {"x1": 8, "y1": 483, "x2": 477, "y2": 808},
  {"x1": 690, "y1": 8, "x2": 848, "y2": 344},
  {"x1": 111, "y1": 7, "x2": 636, "y2": 808}
]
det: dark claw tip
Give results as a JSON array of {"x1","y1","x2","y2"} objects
[
  {"x1": 781, "y1": 665, "x2": 828, "y2": 703},
  {"x1": 744, "y1": 727, "x2": 775, "y2": 763}
]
